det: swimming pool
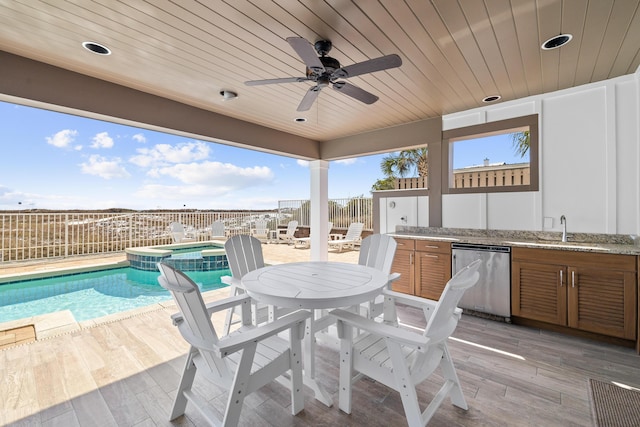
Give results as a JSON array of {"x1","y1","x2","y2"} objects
[{"x1": 0, "y1": 266, "x2": 229, "y2": 323}]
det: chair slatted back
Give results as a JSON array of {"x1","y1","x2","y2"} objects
[
  {"x1": 225, "y1": 235, "x2": 265, "y2": 278},
  {"x1": 359, "y1": 234, "x2": 397, "y2": 274},
  {"x1": 284, "y1": 220, "x2": 298, "y2": 237},
  {"x1": 423, "y1": 259, "x2": 481, "y2": 343},
  {"x1": 169, "y1": 221, "x2": 185, "y2": 243},
  {"x1": 252, "y1": 220, "x2": 269, "y2": 239},
  {"x1": 344, "y1": 222, "x2": 364, "y2": 240},
  {"x1": 210, "y1": 221, "x2": 225, "y2": 237},
  {"x1": 157, "y1": 263, "x2": 231, "y2": 381}
]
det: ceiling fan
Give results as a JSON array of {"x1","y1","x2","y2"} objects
[{"x1": 245, "y1": 37, "x2": 402, "y2": 112}]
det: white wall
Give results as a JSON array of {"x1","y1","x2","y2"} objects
[
  {"x1": 378, "y1": 196, "x2": 429, "y2": 233},
  {"x1": 441, "y1": 72, "x2": 640, "y2": 235}
]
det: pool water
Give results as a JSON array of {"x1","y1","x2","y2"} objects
[{"x1": 0, "y1": 267, "x2": 230, "y2": 323}]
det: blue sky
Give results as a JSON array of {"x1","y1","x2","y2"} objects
[
  {"x1": 1, "y1": 101, "x2": 526, "y2": 211},
  {"x1": 0, "y1": 101, "x2": 389, "y2": 210}
]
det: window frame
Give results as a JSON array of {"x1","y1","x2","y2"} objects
[{"x1": 441, "y1": 114, "x2": 539, "y2": 194}]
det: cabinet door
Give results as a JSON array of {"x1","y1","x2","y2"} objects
[
  {"x1": 415, "y1": 251, "x2": 451, "y2": 300},
  {"x1": 390, "y1": 249, "x2": 414, "y2": 294},
  {"x1": 567, "y1": 267, "x2": 637, "y2": 340},
  {"x1": 512, "y1": 261, "x2": 567, "y2": 325}
]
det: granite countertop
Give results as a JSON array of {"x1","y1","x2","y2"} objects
[{"x1": 389, "y1": 227, "x2": 640, "y2": 256}]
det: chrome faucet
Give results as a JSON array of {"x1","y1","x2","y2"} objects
[{"x1": 560, "y1": 215, "x2": 567, "y2": 242}]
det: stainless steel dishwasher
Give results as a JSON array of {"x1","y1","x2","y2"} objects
[{"x1": 451, "y1": 242, "x2": 511, "y2": 320}]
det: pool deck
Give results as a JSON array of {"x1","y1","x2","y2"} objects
[{"x1": 0, "y1": 242, "x2": 359, "y2": 347}]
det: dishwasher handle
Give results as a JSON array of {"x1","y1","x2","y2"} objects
[{"x1": 451, "y1": 242, "x2": 511, "y2": 253}]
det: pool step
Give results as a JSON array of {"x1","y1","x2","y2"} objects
[{"x1": 0, "y1": 324, "x2": 35, "y2": 349}]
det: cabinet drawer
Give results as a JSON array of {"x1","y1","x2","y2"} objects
[
  {"x1": 394, "y1": 238, "x2": 415, "y2": 250},
  {"x1": 415, "y1": 240, "x2": 451, "y2": 253}
]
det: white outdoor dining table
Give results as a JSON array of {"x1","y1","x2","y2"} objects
[{"x1": 241, "y1": 261, "x2": 389, "y2": 406}]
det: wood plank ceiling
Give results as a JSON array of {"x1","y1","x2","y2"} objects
[{"x1": 0, "y1": 0, "x2": 639, "y2": 144}]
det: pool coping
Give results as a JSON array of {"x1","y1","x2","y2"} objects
[
  {"x1": 0, "y1": 260, "x2": 130, "y2": 284},
  {"x1": 124, "y1": 240, "x2": 226, "y2": 257}
]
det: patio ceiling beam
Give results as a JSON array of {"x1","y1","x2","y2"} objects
[{"x1": 321, "y1": 116, "x2": 442, "y2": 160}]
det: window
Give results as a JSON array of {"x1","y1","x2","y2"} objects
[{"x1": 442, "y1": 114, "x2": 538, "y2": 193}]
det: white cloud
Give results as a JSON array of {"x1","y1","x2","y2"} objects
[
  {"x1": 152, "y1": 161, "x2": 273, "y2": 185},
  {"x1": 297, "y1": 160, "x2": 309, "y2": 167},
  {"x1": 90, "y1": 132, "x2": 114, "y2": 149},
  {"x1": 132, "y1": 133, "x2": 146, "y2": 143},
  {"x1": 80, "y1": 155, "x2": 131, "y2": 179},
  {"x1": 46, "y1": 129, "x2": 78, "y2": 148},
  {"x1": 129, "y1": 141, "x2": 210, "y2": 167},
  {"x1": 135, "y1": 161, "x2": 274, "y2": 200}
]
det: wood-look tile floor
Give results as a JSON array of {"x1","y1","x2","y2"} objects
[{"x1": 2, "y1": 299, "x2": 639, "y2": 426}]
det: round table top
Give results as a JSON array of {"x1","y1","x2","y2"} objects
[{"x1": 241, "y1": 261, "x2": 389, "y2": 309}]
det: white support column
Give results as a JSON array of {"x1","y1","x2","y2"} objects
[{"x1": 309, "y1": 160, "x2": 329, "y2": 261}]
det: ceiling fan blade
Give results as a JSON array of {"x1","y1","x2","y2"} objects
[
  {"x1": 332, "y1": 82, "x2": 378, "y2": 104},
  {"x1": 297, "y1": 86, "x2": 321, "y2": 111},
  {"x1": 334, "y1": 54, "x2": 402, "y2": 79},
  {"x1": 286, "y1": 37, "x2": 324, "y2": 73},
  {"x1": 245, "y1": 77, "x2": 308, "y2": 86}
]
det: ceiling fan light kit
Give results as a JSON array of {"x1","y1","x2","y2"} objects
[{"x1": 245, "y1": 37, "x2": 402, "y2": 111}]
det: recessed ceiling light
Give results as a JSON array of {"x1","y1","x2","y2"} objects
[
  {"x1": 219, "y1": 90, "x2": 238, "y2": 100},
  {"x1": 541, "y1": 34, "x2": 573, "y2": 50},
  {"x1": 82, "y1": 41, "x2": 111, "y2": 55},
  {"x1": 294, "y1": 117, "x2": 307, "y2": 123},
  {"x1": 482, "y1": 95, "x2": 501, "y2": 103}
]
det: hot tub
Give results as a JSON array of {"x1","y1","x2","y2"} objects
[{"x1": 125, "y1": 241, "x2": 228, "y2": 271}]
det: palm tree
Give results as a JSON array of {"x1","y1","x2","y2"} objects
[
  {"x1": 511, "y1": 131, "x2": 530, "y2": 158},
  {"x1": 372, "y1": 147, "x2": 429, "y2": 191},
  {"x1": 380, "y1": 147, "x2": 429, "y2": 178}
]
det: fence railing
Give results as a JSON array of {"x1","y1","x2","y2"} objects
[
  {"x1": 278, "y1": 197, "x2": 372, "y2": 230},
  {"x1": 1, "y1": 210, "x2": 276, "y2": 263},
  {"x1": 1, "y1": 197, "x2": 373, "y2": 263}
]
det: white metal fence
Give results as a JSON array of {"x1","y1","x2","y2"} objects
[
  {"x1": 278, "y1": 197, "x2": 372, "y2": 230},
  {"x1": 0, "y1": 210, "x2": 276, "y2": 262},
  {"x1": 1, "y1": 197, "x2": 373, "y2": 263}
]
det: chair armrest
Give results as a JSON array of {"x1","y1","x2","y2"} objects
[
  {"x1": 216, "y1": 310, "x2": 311, "y2": 356},
  {"x1": 170, "y1": 293, "x2": 251, "y2": 325},
  {"x1": 330, "y1": 309, "x2": 430, "y2": 349},
  {"x1": 382, "y1": 289, "x2": 438, "y2": 308},
  {"x1": 388, "y1": 272, "x2": 401, "y2": 283},
  {"x1": 221, "y1": 275, "x2": 242, "y2": 287},
  {"x1": 382, "y1": 289, "x2": 438, "y2": 310}
]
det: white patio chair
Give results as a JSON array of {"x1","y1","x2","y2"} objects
[
  {"x1": 329, "y1": 259, "x2": 482, "y2": 427},
  {"x1": 249, "y1": 219, "x2": 269, "y2": 243},
  {"x1": 222, "y1": 234, "x2": 295, "y2": 334},
  {"x1": 328, "y1": 222, "x2": 364, "y2": 252},
  {"x1": 157, "y1": 262, "x2": 310, "y2": 426},
  {"x1": 277, "y1": 220, "x2": 298, "y2": 244},
  {"x1": 210, "y1": 220, "x2": 226, "y2": 239},
  {"x1": 293, "y1": 221, "x2": 333, "y2": 248},
  {"x1": 358, "y1": 234, "x2": 400, "y2": 319},
  {"x1": 169, "y1": 221, "x2": 197, "y2": 243}
]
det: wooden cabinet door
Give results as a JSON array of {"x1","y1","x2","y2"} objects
[
  {"x1": 390, "y1": 249, "x2": 414, "y2": 294},
  {"x1": 415, "y1": 251, "x2": 451, "y2": 300},
  {"x1": 567, "y1": 266, "x2": 637, "y2": 340},
  {"x1": 512, "y1": 261, "x2": 567, "y2": 325}
]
